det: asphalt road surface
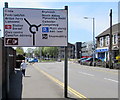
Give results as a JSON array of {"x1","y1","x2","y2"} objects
[{"x1": 33, "y1": 61, "x2": 119, "y2": 99}]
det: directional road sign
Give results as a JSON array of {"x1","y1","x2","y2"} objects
[{"x1": 4, "y1": 8, "x2": 68, "y2": 47}]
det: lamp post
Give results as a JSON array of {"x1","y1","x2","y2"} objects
[
  {"x1": 0, "y1": 29, "x2": 1, "y2": 38},
  {"x1": 84, "y1": 17, "x2": 95, "y2": 66}
]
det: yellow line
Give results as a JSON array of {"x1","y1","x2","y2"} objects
[{"x1": 33, "y1": 65, "x2": 90, "y2": 100}]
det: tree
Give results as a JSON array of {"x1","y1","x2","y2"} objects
[
  {"x1": 34, "y1": 47, "x2": 44, "y2": 58},
  {"x1": 34, "y1": 47, "x2": 39, "y2": 57},
  {"x1": 25, "y1": 48, "x2": 34, "y2": 57},
  {"x1": 42, "y1": 47, "x2": 58, "y2": 59},
  {"x1": 16, "y1": 47, "x2": 24, "y2": 55}
]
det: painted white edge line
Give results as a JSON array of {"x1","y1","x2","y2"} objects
[
  {"x1": 104, "y1": 78, "x2": 118, "y2": 83},
  {"x1": 78, "y1": 72, "x2": 94, "y2": 77}
]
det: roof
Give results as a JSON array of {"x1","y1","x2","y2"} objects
[
  {"x1": 68, "y1": 42, "x2": 75, "y2": 46},
  {"x1": 96, "y1": 23, "x2": 120, "y2": 38}
]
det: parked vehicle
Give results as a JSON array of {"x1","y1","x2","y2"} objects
[
  {"x1": 95, "y1": 59, "x2": 106, "y2": 66},
  {"x1": 78, "y1": 58, "x2": 87, "y2": 63},
  {"x1": 82, "y1": 58, "x2": 103, "y2": 66},
  {"x1": 80, "y1": 58, "x2": 89, "y2": 65},
  {"x1": 57, "y1": 58, "x2": 61, "y2": 62},
  {"x1": 44, "y1": 58, "x2": 50, "y2": 60},
  {"x1": 113, "y1": 63, "x2": 120, "y2": 69},
  {"x1": 112, "y1": 59, "x2": 120, "y2": 69},
  {"x1": 28, "y1": 58, "x2": 38, "y2": 63}
]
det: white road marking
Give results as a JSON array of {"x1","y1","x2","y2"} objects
[
  {"x1": 104, "y1": 78, "x2": 118, "y2": 83},
  {"x1": 78, "y1": 72, "x2": 94, "y2": 77}
]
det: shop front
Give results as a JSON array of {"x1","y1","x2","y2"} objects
[{"x1": 96, "y1": 48, "x2": 109, "y2": 61}]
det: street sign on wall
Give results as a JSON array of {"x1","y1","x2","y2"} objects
[{"x1": 3, "y1": 8, "x2": 68, "y2": 47}]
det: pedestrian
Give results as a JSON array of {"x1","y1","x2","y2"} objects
[{"x1": 20, "y1": 60, "x2": 27, "y2": 76}]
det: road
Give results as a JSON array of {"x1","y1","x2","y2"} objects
[{"x1": 33, "y1": 61, "x2": 118, "y2": 99}]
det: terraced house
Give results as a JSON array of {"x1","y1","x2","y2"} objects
[{"x1": 96, "y1": 23, "x2": 120, "y2": 62}]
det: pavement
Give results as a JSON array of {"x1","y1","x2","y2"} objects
[{"x1": 8, "y1": 63, "x2": 76, "y2": 99}]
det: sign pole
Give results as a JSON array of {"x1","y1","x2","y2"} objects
[
  {"x1": 33, "y1": 34, "x2": 35, "y2": 46},
  {"x1": 64, "y1": 46, "x2": 68, "y2": 98},
  {"x1": 5, "y1": 2, "x2": 10, "y2": 98},
  {"x1": 64, "y1": 6, "x2": 68, "y2": 98}
]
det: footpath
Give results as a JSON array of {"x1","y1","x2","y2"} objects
[{"x1": 8, "y1": 64, "x2": 76, "y2": 99}]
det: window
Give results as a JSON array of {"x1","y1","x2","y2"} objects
[
  {"x1": 113, "y1": 34, "x2": 117, "y2": 44},
  {"x1": 100, "y1": 37, "x2": 104, "y2": 47},
  {"x1": 105, "y1": 36, "x2": 109, "y2": 46}
]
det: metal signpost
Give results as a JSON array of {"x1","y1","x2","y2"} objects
[
  {"x1": 3, "y1": 3, "x2": 68, "y2": 98},
  {"x1": 64, "y1": 6, "x2": 68, "y2": 98},
  {"x1": 4, "y1": 2, "x2": 10, "y2": 99}
]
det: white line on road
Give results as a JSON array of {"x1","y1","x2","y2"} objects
[
  {"x1": 104, "y1": 78, "x2": 118, "y2": 83},
  {"x1": 78, "y1": 72, "x2": 94, "y2": 77}
]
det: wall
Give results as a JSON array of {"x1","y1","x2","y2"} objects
[{"x1": 0, "y1": 38, "x2": 16, "y2": 99}]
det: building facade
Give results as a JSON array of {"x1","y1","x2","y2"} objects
[
  {"x1": 58, "y1": 42, "x2": 82, "y2": 59},
  {"x1": 58, "y1": 43, "x2": 75, "y2": 59},
  {"x1": 96, "y1": 23, "x2": 119, "y2": 61},
  {"x1": 75, "y1": 42, "x2": 82, "y2": 59},
  {"x1": 81, "y1": 41, "x2": 93, "y2": 58}
]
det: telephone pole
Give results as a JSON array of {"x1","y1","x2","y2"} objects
[{"x1": 109, "y1": 9, "x2": 113, "y2": 69}]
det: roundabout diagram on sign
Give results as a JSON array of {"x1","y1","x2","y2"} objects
[{"x1": 24, "y1": 18, "x2": 41, "y2": 45}]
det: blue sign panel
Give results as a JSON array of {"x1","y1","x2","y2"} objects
[
  {"x1": 42, "y1": 27, "x2": 49, "y2": 32},
  {"x1": 96, "y1": 49, "x2": 108, "y2": 52}
]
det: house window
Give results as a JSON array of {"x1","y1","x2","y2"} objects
[
  {"x1": 105, "y1": 36, "x2": 109, "y2": 46},
  {"x1": 100, "y1": 37, "x2": 104, "y2": 47},
  {"x1": 113, "y1": 34, "x2": 117, "y2": 44}
]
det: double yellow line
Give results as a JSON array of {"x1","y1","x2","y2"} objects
[{"x1": 34, "y1": 65, "x2": 89, "y2": 100}]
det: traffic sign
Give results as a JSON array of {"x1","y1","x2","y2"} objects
[{"x1": 4, "y1": 8, "x2": 68, "y2": 47}]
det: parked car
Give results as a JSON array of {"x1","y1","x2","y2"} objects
[
  {"x1": 44, "y1": 58, "x2": 50, "y2": 60},
  {"x1": 78, "y1": 58, "x2": 87, "y2": 63},
  {"x1": 113, "y1": 63, "x2": 120, "y2": 69},
  {"x1": 82, "y1": 58, "x2": 103, "y2": 66},
  {"x1": 28, "y1": 58, "x2": 38, "y2": 63},
  {"x1": 95, "y1": 59, "x2": 106, "y2": 66},
  {"x1": 57, "y1": 58, "x2": 61, "y2": 62},
  {"x1": 80, "y1": 58, "x2": 89, "y2": 65}
]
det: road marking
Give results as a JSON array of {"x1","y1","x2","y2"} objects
[
  {"x1": 33, "y1": 65, "x2": 90, "y2": 100},
  {"x1": 93, "y1": 69, "x2": 118, "y2": 74},
  {"x1": 78, "y1": 65, "x2": 118, "y2": 74},
  {"x1": 104, "y1": 78, "x2": 118, "y2": 83},
  {"x1": 79, "y1": 72, "x2": 94, "y2": 77}
]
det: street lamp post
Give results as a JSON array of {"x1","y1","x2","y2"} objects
[{"x1": 84, "y1": 17, "x2": 95, "y2": 66}]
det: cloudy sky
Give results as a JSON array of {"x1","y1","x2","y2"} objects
[{"x1": 0, "y1": 0, "x2": 119, "y2": 51}]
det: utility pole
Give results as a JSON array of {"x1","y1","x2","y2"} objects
[{"x1": 109, "y1": 9, "x2": 113, "y2": 69}]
